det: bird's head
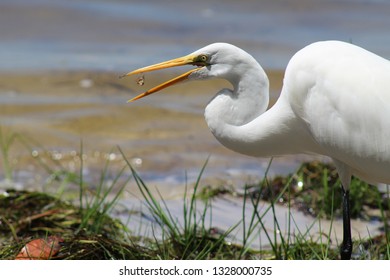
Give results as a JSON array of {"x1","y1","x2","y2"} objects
[{"x1": 122, "y1": 43, "x2": 253, "y2": 102}]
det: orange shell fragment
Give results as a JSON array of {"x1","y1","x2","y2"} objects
[{"x1": 15, "y1": 236, "x2": 63, "y2": 260}]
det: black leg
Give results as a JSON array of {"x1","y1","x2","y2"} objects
[{"x1": 340, "y1": 186, "x2": 352, "y2": 260}]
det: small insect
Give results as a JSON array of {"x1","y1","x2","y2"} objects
[{"x1": 136, "y1": 74, "x2": 145, "y2": 86}]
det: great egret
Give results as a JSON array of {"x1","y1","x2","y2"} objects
[{"x1": 123, "y1": 41, "x2": 390, "y2": 259}]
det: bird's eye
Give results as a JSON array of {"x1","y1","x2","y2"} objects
[
  {"x1": 198, "y1": 55, "x2": 208, "y2": 62},
  {"x1": 192, "y1": 54, "x2": 209, "y2": 67}
]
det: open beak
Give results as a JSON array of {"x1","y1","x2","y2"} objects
[{"x1": 122, "y1": 54, "x2": 202, "y2": 102}]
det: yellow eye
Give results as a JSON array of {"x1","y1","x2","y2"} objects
[
  {"x1": 193, "y1": 54, "x2": 209, "y2": 66},
  {"x1": 198, "y1": 55, "x2": 208, "y2": 62}
]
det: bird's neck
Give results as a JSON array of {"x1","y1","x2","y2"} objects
[
  {"x1": 204, "y1": 69, "x2": 317, "y2": 158},
  {"x1": 206, "y1": 63, "x2": 270, "y2": 126}
]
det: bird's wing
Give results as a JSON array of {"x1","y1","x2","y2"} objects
[{"x1": 285, "y1": 41, "x2": 390, "y2": 182}]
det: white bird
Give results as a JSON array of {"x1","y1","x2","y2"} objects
[{"x1": 123, "y1": 41, "x2": 390, "y2": 259}]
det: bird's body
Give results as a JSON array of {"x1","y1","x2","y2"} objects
[
  {"x1": 202, "y1": 41, "x2": 390, "y2": 187},
  {"x1": 287, "y1": 41, "x2": 390, "y2": 186},
  {"x1": 124, "y1": 40, "x2": 390, "y2": 259}
]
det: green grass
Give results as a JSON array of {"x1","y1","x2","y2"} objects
[
  {"x1": 241, "y1": 161, "x2": 389, "y2": 220},
  {"x1": 0, "y1": 127, "x2": 21, "y2": 182},
  {"x1": 120, "y1": 151, "x2": 244, "y2": 259},
  {"x1": 0, "y1": 128, "x2": 389, "y2": 259}
]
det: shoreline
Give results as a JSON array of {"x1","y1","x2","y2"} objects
[{"x1": 0, "y1": 69, "x2": 320, "y2": 195}]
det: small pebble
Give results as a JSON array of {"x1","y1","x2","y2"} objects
[{"x1": 136, "y1": 75, "x2": 145, "y2": 86}]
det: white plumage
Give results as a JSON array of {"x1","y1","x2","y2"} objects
[{"x1": 198, "y1": 41, "x2": 390, "y2": 188}]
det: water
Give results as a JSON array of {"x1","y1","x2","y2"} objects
[
  {"x1": 116, "y1": 196, "x2": 383, "y2": 251},
  {"x1": 1, "y1": 0, "x2": 390, "y2": 71}
]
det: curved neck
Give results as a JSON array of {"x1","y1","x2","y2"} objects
[
  {"x1": 205, "y1": 61, "x2": 269, "y2": 127},
  {"x1": 205, "y1": 70, "x2": 321, "y2": 158}
]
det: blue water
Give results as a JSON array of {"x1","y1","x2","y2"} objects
[{"x1": 1, "y1": 0, "x2": 390, "y2": 72}]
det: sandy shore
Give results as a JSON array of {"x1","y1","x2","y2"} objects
[
  {"x1": 0, "y1": 70, "x2": 382, "y2": 246},
  {"x1": 0, "y1": 69, "x2": 322, "y2": 195}
]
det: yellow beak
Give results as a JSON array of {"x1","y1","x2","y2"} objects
[{"x1": 122, "y1": 54, "x2": 201, "y2": 102}]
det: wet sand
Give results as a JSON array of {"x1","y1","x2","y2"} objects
[
  {"x1": 0, "y1": 67, "x2": 382, "y2": 251},
  {"x1": 1, "y1": 69, "x2": 319, "y2": 193}
]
